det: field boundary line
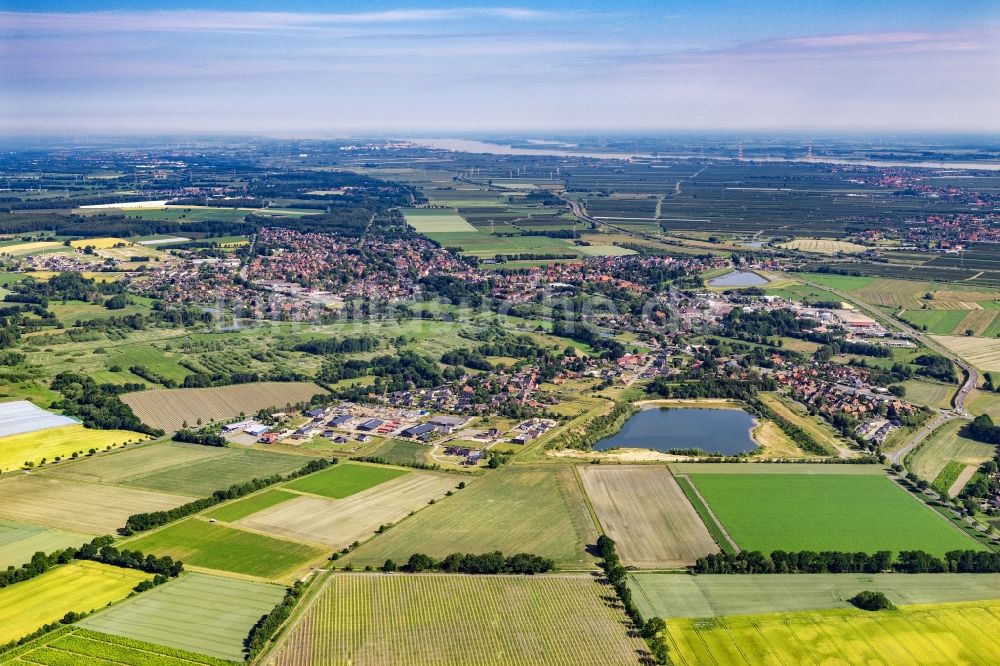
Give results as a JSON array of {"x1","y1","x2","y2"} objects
[
  {"x1": 888, "y1": 475, "x2": 996, "y2": 552},
  {"x1": 673, "y1": 473, "x2": 740, "y2": 554},
  {"x1": 571, "y1": 464, "x2": 605, "y2": 536}
]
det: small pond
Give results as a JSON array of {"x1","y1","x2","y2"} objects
[
  {"x1": 594, "y1": 407, "x2": 758, "y2": 455},
  {"x1": 708, "y1": 270, "x2": 770, "y2": 287}
]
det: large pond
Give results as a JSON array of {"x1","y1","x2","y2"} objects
[
  {"x1": 594, "y1": 407, "x2": 758, "y2": 455},
  {"x1": 708, "y1": 270, "x2": 770, "y2": 287}
]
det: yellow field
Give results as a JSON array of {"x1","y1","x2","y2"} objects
[
  {"x1": 26, "y1": 270, "x2": 121, "y2": 282},
  {"x1": 0, "y1": 424, "x2": 147, "y2": 472},
  {"x1": 0, "y1": 560, "x2": 150, "y2": 643},
  {"x1": 779, "y1": 238, "x2": 867, "y2": 255},
  {"x1": 932, "y1": 335, "x2": 1000, "y2": 373},
  {"x1": 666, "y1": 600, "x2": 1000, "y2": 665},
  {"x1": 759, "y1": 393, "x2": 846, "y2": 456},
  {"x1": 70, "y1": 237, "x2": 130, "y2": 249},
  {"x1": 0, "y1": 241, "x2": 63, "y2": 256}
]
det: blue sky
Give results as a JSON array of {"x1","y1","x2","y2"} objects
[{"x1": 2, "y1": 1, "x2": 998, "y2": 135}]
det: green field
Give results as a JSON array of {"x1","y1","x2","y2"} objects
[
  {"x1": 79, "y1": 572, "x2": 285, "y2": 661},
  {"x1": 365, "y1": 438, "x2": 435, "y2": 467},
  {"x1": 203, "y1": 489, "x2": 298, "y2": 522},
  {"x1": 900, "y1": 379, "x2": 956, "y2": 409},
  {"x1": 688, "y1": 472, "x2": 982, "y2": 556},
  {"x1": 282, "y1": 462, "x2": 408, "y2": 499},
  {"x1": 269, "y1": 574, "x2": 644, "y2": 666},
  {"x1": 0, "y1": 520, "x2": 90, "y2": 568},
  {"x1": 124, "y1": 518, "x2": 326, "y2": 580},
  {"x1": 0, "y1": 627, "x2": 237, "y2": 666},
  {"x1": 799, "y1": 273, "x2": 876, "y2": 291},
  {"x1": 900, "y1": 309, "x2": 969, "y2": 334},
  {"x1": 345, "y1": 465, "x2": 599, "y2": 568},
  {"x1": 401, "y1": 208, "x2": 477, "y2": 232},
  {"x1": 665, "y1": 601, "x2": 1000, "y2": 665},
  {"x1": 0, "y1": 561, "x2": 150, "y2": 644},
  {"x1": 123, "y1": 447, "x2": 312, "y2": 496},
  {"x1": 630, "y1": 572, "x2": 1000, "y2": 619}
]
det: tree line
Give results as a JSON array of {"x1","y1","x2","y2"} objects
[
  {"x1": 245, "y1": 580, "x2": 307, "y2": 660},
  {"x1": 394, "y1": 551, "x2": 554, "y2": 575},
  {"x1": 50, "y1": 372, "x2": 162, "y2": 437},
  {"x1": 694, "y1": 548, "x2": 1000, "y2": 574},
  {"x1": 123, "y1": 458, "x2": 332, "y2": 534}
]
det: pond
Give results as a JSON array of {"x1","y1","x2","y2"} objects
[
  {"x1": 708, "y1": 270, "x2": 770, "y2": 287},
  {"x1": 594, "y1": 406, "x2": 759, "y2": 455}
]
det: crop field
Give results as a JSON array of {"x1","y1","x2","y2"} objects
[
  {"x1": 0, "y1": 425, "x2": 146, "y2": 473},
  {"x1": 80, "y1": 572, "x2": 285, "y2": 661},
  {"x1": 779, "y1": 238, "x2": 866, "y2": 255},
  {"x1": 121, "y1": 381, "x2": 325, "y2": 431},
  {"x1": 0, "y1": 475, "x2": 191, "y2": 534},
  {"x1": 0, "y1": 561, "x2": 150, "y2": 644},
  {"x1": 909, "y1": 420, "x2": 994, "y2": 494},
  {"x1": 0, "y1": 520, "x2": 90, "y2": 569},
  {"x1": 629, "y1": 572, "x2": 1000, "y2": 619},
  {"x1": 122, "y1": 447, "x2": 311, "y2": 497},
  {"x1": 345, "y1": 465, "x2": 599, "y2": 569},
  {"x1": 203, "y1": 489, "x2": 298, "y2": 522},
  {"x1": 269, "y1": 574, "x2": 645, "y2": 666},
  {"x1": 124, "y1": 518, "x2": 326, "y2": 580},
  {"x1": 69, "y1": 237, "x2": 130, "y2": 249},
  {"x1": 799, "y1": 273, "x2": 876, "y2": 291},
  {"x1": 282, "y1": 462, "x2": 408, "y2": 499},
  {"x1": 670, "y1": 462, "x2": 886, "y2": 475},
  {"x1": 853, "y1": 278, "x2": 930, "y2": 310},
  {"x1": 423, "y1": 230, "x2": 583, "y2": 259},
  {"x1": 0, "y1": 241, "x2": 63, "y2": 256},
  {"x1": 664, "y1": 601, "x2": 1000, "y2": 666},
  {"x1": 932, "y1": 334, "x2": 1000, "y2": 372},
  {"x1": 44, "y1": 441, "x2": 230, "y2": 485},
  {"x1": 579, "y1": 466, "x2": 718, "y2": 568},
  {"x1": 401, "y1": 208, "x2": 477, "y2": 232},
  {"x1": 687, "y1": 472, "x2": 982, "y2": 555},
  {"x1": 970, "y1": 390, "x2": 1000, "y2": 420},
  {"x1": 239, "y1": 471, "x2": 458, "y2": 550},
  {"x1": 954, "y1": 308, "x2": 999, "y2": 336},
  {"x1": 0, "y1": 400, "x2": 76, "y2": 438},
  {"x1": 365, "y1": 438, "x2": 435, "y2": 467},
  {"x1": 0, "y1": 628, "x2": 237, "y2": 666}
]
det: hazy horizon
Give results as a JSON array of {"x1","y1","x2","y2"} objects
[{"x1": 3, "y1": 1, "x2": 999, "y2": 135}]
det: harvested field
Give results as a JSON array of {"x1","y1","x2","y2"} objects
[
  {"x1": 269, "y1": 574, "x2": 645, "y2": 666},
  {"x1": 121, "y1": 382, "x2": 325, "y2": 431},
  {"x1": 282, "y1": 462, "x2": 408, "y2": 499},
  {"x1": 687, "y1": 472, "x2": 982, "y2": 556},
  {"x1": 630, "y1": 572, "x2": 1000, "y2": 619},
  {"x1": 0, "y1": 400, "x2": 76, "y2": 438},
  {"x1": 80, "y1": 572, "x2": 285, "y2": 661},
  {"x1": 204, "y1": 489, "x2": 298, "y2": 523},
  {"x1": 0, "y1": 475, "x2": 191, "y2": 534},
  {"x1": 124, "y1": 518, "x2": 326, "y2": 580},
  {"x1": 899, "y1": 380, "x2": 955, "y2": 410},
  {"x1": 0, "y1": 425, "x2": 145, "y2": 473},
  {"x1": 238, "y1": 471, "x2": 458, "y2": 550},
  {"x1": 0, "y1": 561, "x2": 150, "y2": 644},
  {"x1": 122, "y1": 447, "x2": 311, "y2": 497},
  {"x1": 934, "y1": 290, "x2": 1000, "y2": 302},
  {"x1": 856, "y1": 278, "x2": 928, "y2": 309},
  {"x1": 402, "y1": 208, "x2": 477, "y2": 232},
  {"x1": 665, "y1": 601, "x2": 1000, "y2": 666},
  {"x1": 955, "y1": 308, "x2": 998, "y2": 336},
  {"x1": 779, "y1": 239, "x2": 866, "y2": 255},
  {"x1": 932, "y1": 335, "x2": 1000, "y2": 372},
  {"x1": 0, "y1": 628, "x2": 235, "y2": 666},
  {"x1": 0, "y1": 241, "x2": 62, "y2": 256},
  {"x1": 0, "y1": 520, "x2": 90, "y2": 569},
  {"x1": 579, "y1": 466, "x2": 718, "y2": 568},
  {"x1": 345, "y1": 466, "x2": 599, "y2": 569}
]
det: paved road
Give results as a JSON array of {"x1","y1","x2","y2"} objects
[{"x1": 889, "y1": 412, "x2": 953, "y2": 466}]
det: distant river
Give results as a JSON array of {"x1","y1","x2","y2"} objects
[
  {"x1": 594, "y1": 406, "x2": 758, "y2": 455},
  {"x1": 410, "y1": 138, "x2": 1000, "y2": 171}
]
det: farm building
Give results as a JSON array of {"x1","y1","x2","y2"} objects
[
  {"x1": 429, "y1": 415, "x2": 468, "y2": 434},
  {"x1": 400, "y1": 423, "x2": 436, "y2": 439},
  {"x1": 357, "y1": 419, "x2": 384, "y2": 432},
  {"x1": 244, "y1": 423, "x2": 270, "y2": 437},
  {"x1": 327, "y1": 414, "x2": 352, "y2": 427}
]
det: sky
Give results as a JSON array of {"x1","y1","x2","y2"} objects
[{"x1": 2, "y1": 1, "x2": 999, "y2": 136}]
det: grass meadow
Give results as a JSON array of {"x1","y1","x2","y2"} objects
[
  {"x1": 688, "y1": 472, "x2": 982, "y2": 556},
  {"x1": 282, "y1": 463, "x2": 408, "y2": 499}
]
